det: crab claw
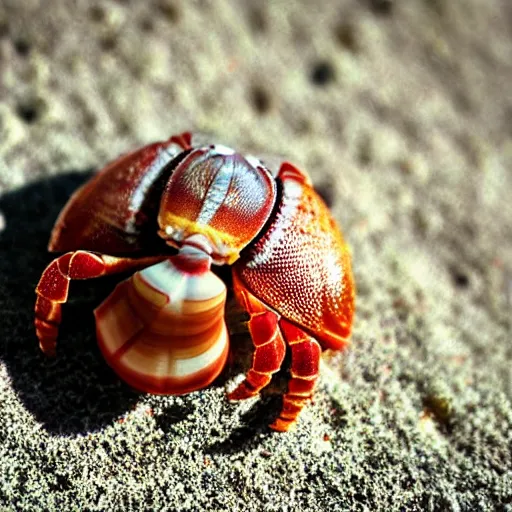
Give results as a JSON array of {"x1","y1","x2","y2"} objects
[{"x1": 94, "y1": 245, "x2": 229, "y2": 395}]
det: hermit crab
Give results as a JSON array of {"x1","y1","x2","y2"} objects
[{"x1": 35, "y1": 132, "x2": 355, "y2": 431}]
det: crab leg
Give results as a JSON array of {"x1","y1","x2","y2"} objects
[
  {"x1": 228, "y1": 272, "x2": 286, "y2": 400},
  {"x1": 35, "y1": 251, "x2": 165, "y2": 355},
  {"x1": 270, "y1": 319, "x2": 321, "y2": 432}
]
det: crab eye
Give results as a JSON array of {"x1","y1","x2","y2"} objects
[{"x1": 157, "y1": 146, "x2": 277, "y2": 264}]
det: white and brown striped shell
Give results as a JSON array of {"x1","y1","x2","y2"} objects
[{"x1": 94, "y1": 247, "x2": 228, "y2": 395}]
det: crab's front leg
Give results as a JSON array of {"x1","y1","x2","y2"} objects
[
  {"x1": 272, "y1": 319, "x2": 321, "y2": 432},
  {"x1": 229, "y1": 272, "x2": 321, "y2": 431},
  {"x1": 228, "y1": 272, "x2": 286, "y2": 400},
  {"x1": 35, "y1": 251, "x2": 165, "y2": 355}
]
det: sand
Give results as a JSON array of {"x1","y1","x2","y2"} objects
[{"x1": 0, "y1": 1, "x2": 511, "y2": 510}]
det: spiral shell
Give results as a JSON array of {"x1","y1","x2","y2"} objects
[{"x1": 94, "y1": 251, "x2": 228, "y2": 395}]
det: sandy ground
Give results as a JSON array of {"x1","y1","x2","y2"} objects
[{"x1": 0, "y1": 1, "x2": 511, "y2": 510}]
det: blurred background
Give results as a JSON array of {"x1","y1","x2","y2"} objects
[{"x1": 0, "y1": 1, "x2": 511, "y2": 510}]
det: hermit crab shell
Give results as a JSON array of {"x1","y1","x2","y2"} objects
[{"x1": 94, "y1": 254, "x2": 229, "y2": 395}]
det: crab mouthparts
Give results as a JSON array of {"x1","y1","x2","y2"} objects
[
  {"x1": 180, "y1": 234, "x2": 213, "y2": 255},
  {"x1": 158, "y1": 217, "x2": 240, "y2": 266},
  {"x1": 170, "y1": 235, "x2": 215, "y2": 275},
  {"x1": 163, "y1": 231, "x2": 233, "y2": 267}
]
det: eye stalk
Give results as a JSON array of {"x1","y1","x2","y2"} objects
[{"x1": 157, "y1": 145, "x2": 277, "y2": 265}]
